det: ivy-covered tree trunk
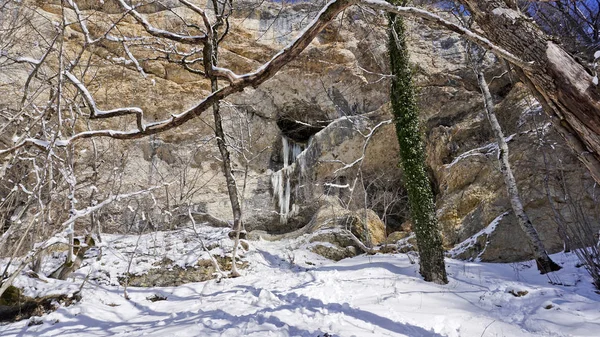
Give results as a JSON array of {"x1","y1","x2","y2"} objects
[{"x1": 388, "y1": 12, "x2": 448, "y2": 284}]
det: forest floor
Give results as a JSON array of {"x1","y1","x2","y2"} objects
[{"x1": 1, "y1": 226, "x2": 599, "y2": 337}]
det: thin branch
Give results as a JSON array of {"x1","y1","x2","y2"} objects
[
  {"x1": 189, "y1": 208, "x2": 227, "y2": 280},
  {"x1": 64, "y1": 71, "x2": 146, "y2": 132},
  {"x1": 360, "y1": 0, "x2": 533, "y2": 69},
  {"x1": 116, "y1": 0, "x2": 207, "y2": 44},
  {"x1": 0, "y1": 0, "x2": 534, "y2": 157}
]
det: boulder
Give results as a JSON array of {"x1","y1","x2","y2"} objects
[{"x1": 310, "y1": 243, "x2": 357, "y2": 262}]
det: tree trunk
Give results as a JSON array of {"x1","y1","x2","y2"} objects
[
  {"x1": 464, "y1": 0, "x2": 600, "y2": 185},
  {"x1": 477, "y1": 71, "x2": 561, "y2": 274},
  {"x1": 212, "y1": 92, "x2": 243, "y2": 278},
  {"x1": 389, "y1": 12, "x2": 448, "y2": 284},
  {"x1": 49, "y1": 236, "x2": 96, "y2": 280},
  {"x1": 206, "y1": 6, "x2": 243, "y2": 277}
]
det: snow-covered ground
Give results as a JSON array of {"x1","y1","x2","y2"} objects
[{"x1": 1, "y1": 227, "x2": 599, "y2": 337}]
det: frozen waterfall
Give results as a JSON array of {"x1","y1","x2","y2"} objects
[{"x1": 272, "y1": 136, "x2": 306, "y2": 224}]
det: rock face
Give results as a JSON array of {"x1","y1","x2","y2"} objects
[
  {"x1": 1, "y1": 1, "x2": 599, "y2": 262},
  {"x1": 434, "y1": 83, "x2": 599, "y2": 262}
]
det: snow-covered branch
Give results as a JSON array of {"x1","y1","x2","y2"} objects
[
  {"x1": 333, "y1": 119, "x2": 392, "y2": 174},
  {"x1": 66, "y1": 0, "x2": 137, "y2": 45},
  {"x1": 61, "y1": 184, "x2": 166, "y2": 229},
  {"x1": 359, "y1": 0, "x2": 533, "y2": 70},
  {"x1": 0, "y1": 0, "x2": 535, "y2": 157},
  {"x1": 116, "y1": 0, "x2": 207, "y2": 44},
  {"x1": 179, "y1": 0, "x2": 213, "y2": 32},
  {"x1": 65, "y1": 71, "x2": 146, "y2": 132},
  {"x1": 66, "y1": 0, "x2": 98, "y2": 45}
]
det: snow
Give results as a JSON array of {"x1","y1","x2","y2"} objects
[
  {"x1": 15, "y1": 56, "x2": 41, "y2": 65},
  {"x1": 448, "y1": 212, "x2": 508, "y2": 260},
  {"x1": 1, "y1": 227, "x2": 600, "y2": 337},
  {"x1": 445, "y1": 134, "x2": 516, "y2": 169},
  {"x1": 593, "y1": 51, "x2": 600, "y2": 86},
  {"x1": 323, "y1": 183, "x2": 350, "y2": 189}
]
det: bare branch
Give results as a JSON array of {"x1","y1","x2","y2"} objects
[
  {"x1": 116, "y1": 0, "x2": 207, "y2": 44},
  {"x1": 179, "y1": 0, "x2": 213, "y2": 32},
  {"x1": 359, "y1": 0, "x2": 533, "y2": 69},
  {"x1": 1, "y1": 0, "x2": 357, "y2": 156},
  {"x1": 64, "y1": 71, "x2": 146, "y2": 132},
  {"x1": 0, "y1": 0, "x2": 535, "y2": 157}
]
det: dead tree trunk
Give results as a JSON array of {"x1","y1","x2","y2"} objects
[
  {"x1": 477, "y1": 71, "x2": 561, "y2": 273},
  {"x1": 464, "y1": 0, "x2": 600, "y2": 185}
]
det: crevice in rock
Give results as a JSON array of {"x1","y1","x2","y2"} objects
[{"x1": 276, "y1": 117, "x2": 325, "y2": 143}]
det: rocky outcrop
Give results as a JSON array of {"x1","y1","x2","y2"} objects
[
  {"x1": 299, "y1": 204, "x2": 386, "y2": 261},
  {"x1": 120, "y1": 257, "x2": 243, "y2": 287},
  {"x1": 434, "y1": 83, "x2": 599, "y2": 262},
  {"x1": 2, "y1": 1, "x2": 598, "y2": 262}
]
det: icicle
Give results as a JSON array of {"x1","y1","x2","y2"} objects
[
  {"x1": 282, "y1": 136, "x2": 306, "y2": 167},
  {"x1": 282, "y1": 136, "x2": 290, "y2": 167},
  {"x1": 272, "y1": 135, "x2": 309, "y2": 224},
  {"x1": 291, "y1": 140, "x2": 303, "y2": 164},
  {"x1": 284, "y1": 171, "x2": 291, "y2": 223},
  {"x1": 271, "y1": 170, "x2": 285, "y2": 223}
]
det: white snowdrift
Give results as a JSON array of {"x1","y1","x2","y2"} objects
[{"x1": 1, "y1": 228, "x2": 599, "y2": 337}]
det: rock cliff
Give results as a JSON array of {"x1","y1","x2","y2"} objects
[{"x1": 1, "y1": 0, "x2": 598, "y2": 262}]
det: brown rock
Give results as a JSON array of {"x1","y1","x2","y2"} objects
[{"x1": 385, "y1": 231, "x2": 411, "y2": 245}]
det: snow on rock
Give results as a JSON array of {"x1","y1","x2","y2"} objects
[
  {"x1": 448, "y1": 211, "x2": 508, "y2": 260},
  {"x1": 444, "y1": 134, "x2": 516, "y2": 169},
  {"x1": 1, "y1": 228, "x2": 599, "y2": 337}
]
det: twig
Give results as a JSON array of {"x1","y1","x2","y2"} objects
[{"x1": 189, "y1": 208, "x2": 227, "y2": 280}]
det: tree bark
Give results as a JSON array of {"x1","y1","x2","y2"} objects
[
  {"x1": 464, "y1": 0, "x2": 600, "y2": 185},
  {"x1": 206, "y1": 2, "x2": 243, "y2": 277},
  {"x1": 477, "y1": 71, "x2": 561, "y2": 273},
  {"x1": 389, "y1": 12, "x2": 448, "y2": 284},
  {"x1": 212, "y1": 93, "x2": 243, "y2": 278}
]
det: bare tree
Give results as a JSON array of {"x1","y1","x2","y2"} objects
[
  {"x1": 472, "y1": 55, "x2": 561, "y2": 273},
  {"x1": 459, "y1": 0, "x2": 600, "y2": 184},
  {"x1": 451, "y1": 0, "x2": 563, "y2": 273},
  {"x1": 526, "y1": 0, "x2": 600, "y2": 57}
]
